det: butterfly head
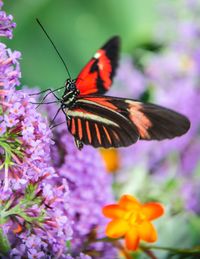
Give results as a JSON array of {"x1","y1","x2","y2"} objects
[
  {"x1": 65, "y1": 78, "x2": 76, "y2": 91},
  {"x1": 61, "y1": 79, "x2": 80, "y2": 108}
]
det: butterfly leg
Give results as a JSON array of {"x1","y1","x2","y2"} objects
[
  {"x1": 74, "y1": 138, "x2": 84, "y2": 150},
  {"x1": 62, "y1": 107, "x2": 71, "y2": 120}
]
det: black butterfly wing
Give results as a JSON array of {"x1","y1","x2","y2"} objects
[{"x1": 64, "y1": 96, "x2": 190, "y2": 149}]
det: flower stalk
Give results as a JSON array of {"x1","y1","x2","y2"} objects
[
  {"x1": 0, "y1": 227, "x2": 10, "y2": 255},
  {"x1": 140, "y1": 244, "x2": 200, "y2": 256},
  {"x1": 0, "y1": 183, "x2": 44, "y2": 224},
  {"x1": 0, "y1": 131, "x2": 24, "y2": 190}
]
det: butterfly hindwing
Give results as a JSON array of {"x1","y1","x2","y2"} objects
[
  {"x1": 65, "y1": 97, "x2": 139, "y2": 148},
  {"x1": 75, "y1": 36, "x2": 120, "y2": 96},
  {"x1": 64, "y1": 96, "x2": 190, "y2": 148}
]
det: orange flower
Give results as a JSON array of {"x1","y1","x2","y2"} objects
[
  {"x1": 99, "y1": 148, "x2": 120, "y2": 173},
  {"x1": 102, "y1": 194, "x2": 164, "y2": 251}
]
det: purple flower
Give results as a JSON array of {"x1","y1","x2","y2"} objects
[
  {"x1": 66, "y1": 253, "x2": 92, "y2": 259},
  {"x1": 0, "y1": 177, "x2": 73, "y2": 257},
  {"x1": 181, "y1": 181, "x2": 200, "y2": 214},
  {"x1": 111, "y1": 56, "x2": 146, "y2": 98},
  {"x1": 0, "y1": 89, "x2": 55, "y2": 186},
  {"x1": 0, "y1": 5, "x2": 74, "y2": 258},
  {"x1": 27, "y1": 249, "x2": 46, "y2": 259},
  {"x1": 180, "y1": 139, "x2": 200, "y2": 176},
  {"x1": 0, "y1": 43, "x2": 21, "y2": 89},
  {"x1": 0, "y1": 90, "x2": 73, "y2": 257},
  {"x1": 0, "y1": 120, "x2": 6, "y2": 135},
  {"x1": 48, "y1": 105, "x2": 117, "y2": 258},
  {"x1": 0, "y1": 1, "x2": 15, "y2": 39}
]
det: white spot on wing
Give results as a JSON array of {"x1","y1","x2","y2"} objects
[{"x1": 94, "y1": 51, "x2": 101, "y2": 59}]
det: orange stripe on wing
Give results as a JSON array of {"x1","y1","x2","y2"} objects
[
  {"x1": 127, "y1": 101, "x2": 152, "y2": 139},
  {"x1": 103, "y1": 126, "x2": 112, "y2": 144},
  {"x1": 77, "y1": 118, "x2": 83, "y2": 140},
  {"x1": 84, "y1": 97, "x2": 117, "y2": 110},
  {"x1": 95, "y1": 123, "x2": 102, "y2": 145},
  {"x1": 71, "y1": 118, "x2": 76, "y2": 135},
  {"x1": 86, "y1": 121, "x2": 92, "y2": 143}
]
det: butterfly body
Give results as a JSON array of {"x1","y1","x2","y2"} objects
[
  {"x1": 61, "y1": 79, "x2": 79, "y2": 108},
  {"x1": 59, "y1": 36, "x2": 190, "y2": 150}
]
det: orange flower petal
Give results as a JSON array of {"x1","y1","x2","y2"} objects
[
  {"x1": 102, "y1": 204, "x2": 125, "y2": 219},
  {"x1": 138, "y1": 221, "x2": 157, "y2": 242},
  {"x1": 105, "y1": 219, "x2": 129, "y2": 238},
  {"x1": 141, "y1": 203, "x2": 164, "y2": 220},
  {"x1": 125, "y1": 228, "x2": 140, "y2": 251},
  {"x1": 119, "y1": 195, "x2": 140, "y2": 210},
  {"x1": 100, "y1": 148, "x2": 120, "y2": 173}
]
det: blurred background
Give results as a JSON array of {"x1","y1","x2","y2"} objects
[
  {"x1": 3, "y1": 0, "x2": 200, "y2": 258},
  {"x1": 3, "y1": 0, "x2": 158, "y2": 88}
]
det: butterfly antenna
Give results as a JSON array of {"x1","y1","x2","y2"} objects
[{"x1": 36, "y1": 18, "x2": 71, "y2": 79}]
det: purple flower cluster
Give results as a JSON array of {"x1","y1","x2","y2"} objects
[
  {"x1": 49, "y1": 106, "x2": 117, "y2": 258},
  {"x1": 0, "y1": 43, "x2": 21, "y2": 89},
  {"x1": 0, "y1": 3, "x2": 74, "y2": 258},
  {"x1": 0, "y1": 3, "x2": 116, "y2": 258},
  {"x1": 1, "y1": 178, "x2": 72, "y2": 258},
  {"x1": 0, "y1": 0, "x2": 15, "y2": 39},
  {"x1": 145, "y1": 0, "x2": 200, "y2": 182},
  {"x1": 111, "y1": 56, "x2": 146, "y2": 98},
  {"x1": 0, "y1": 70, "x2": 73, "y2": 258}
]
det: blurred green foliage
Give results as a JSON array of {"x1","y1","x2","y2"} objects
[{"x1": 3, "y1": 0, "x2": 158, "y2": 89}]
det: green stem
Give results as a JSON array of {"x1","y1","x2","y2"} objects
[
  {"x1": 95, "y1": 237, "x2": 200, "y2": 255},
  {"x1": 140, "y1": 244, "x2": 200, "y2": 255},
  {"x1": 0, "y1": 227, "x2": 11, "y2": 254}
]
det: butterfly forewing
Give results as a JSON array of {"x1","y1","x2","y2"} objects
[
  {"x1": 111, "y1": 98, "x2": 190, "y2": 140},
  {"x1": 75, "y1": 36, "x2": 120, "y2": 95},
  {"x1": 65, "y1": 96, "x2": 190, "y2": 149}
]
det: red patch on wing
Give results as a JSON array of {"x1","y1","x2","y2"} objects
[
  {"x1": 76, "y1": 59, "x2": 98, "y2": 95},
  {"x1": 76, "y1": 50, "x2": 112, "y2": 95},
  {"x1": 75, "y1": 37, "x2": 119, "y2": 96},
  {"x1": 96, "y1": 49, "x2": 112, "y2": 89}
]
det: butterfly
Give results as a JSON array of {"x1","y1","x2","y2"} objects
[{"x1": 58, "y1": 36, "x2": 190, "y2": 150}]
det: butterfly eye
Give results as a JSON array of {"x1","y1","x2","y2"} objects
[{"x1": 67, "y1": 82, "x2": 76, "y2": 91}]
